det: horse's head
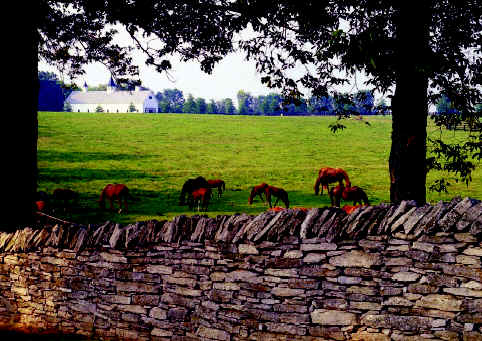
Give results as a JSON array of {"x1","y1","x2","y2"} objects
[
  {"x1": 98, "y1": 198, "x2": 106, "y2": 209},
  {"x1": 248, "y1": 188, "x2": 256, "y2": 204}
]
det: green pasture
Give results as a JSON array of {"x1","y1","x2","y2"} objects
[{"x1": 37, "y1": 112, "x2": 481, "y2": 225}]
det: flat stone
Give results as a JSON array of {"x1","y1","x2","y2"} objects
[
  {"x1": 271, "y1": 287, "x2": 304, "y2": 297},
  {"x1": 412, "y1": 242, "x2": 435, "y2": 253},
  {"x1": 311, "y1": 309, "x2": 357, "y2": 326},
  {"x1": 265, "y1": 268, "x2": 298, "y2": 277},
  {"x1": 146, "y1": 264, "x2": 173, "y2": 274},
  {"x1": 393, "y1": 272, "x2": 421, "y2": 282},
  {"x1": 464, "y1": 247, "x2": 482, "y2": 257},
  {"x1": 361, "y1": 314, "x2": 433, "y2": 332},
  {"x1": 462, "y1": 281, "x2": 482, "y2": 290},
  {"x1": 284, "y1": 250, "x2": 303, "y2": 258},
  {"x1": 337, "y1": 276, "x2": 362, "y2": 285},
  {"x1": 329, "y1": 250, "x2": 382, "y2": 268},
  {"x1": 100, "y1": 252, "x2": 127, "y2": 263},
  {"x1": 383, "y1": 297, "x2": 414, "y2": 306},
  {"x1": 415, "y1": 294, "x2": 462, "y2": 312},
  {"x1": 301, "y1": 243, "x2": 337, "y2": 251},
  {"x1": 225, "y1": 270, "x2": 262, "y2": 283},
  {"x1": 443, "y1": 288, "x2": 482, "y2": 297},
  {"x1": 303, "y1": 253, "x2": 326, "y2": 263},
  {"x1": 238, "y1": 243, "x2": 259, "y2": 255},
  {"x1": 151, "y1": 328, "x2": 173, "y2": 337},
  {"x1": 350, "y1": 301, "x2": 381, "y2": 310},
  {"x1": 351, "y1": 331, "x2": 390, "y2": 341},
  {"x1": 456, "y1": 255, "x2": 481, "y2": 266}
]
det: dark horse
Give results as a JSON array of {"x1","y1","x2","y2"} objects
[
  {"x1": 265, "y1": 185, "x2": 290, "y2": 209},
  {"x1": 189, "y1": 187, "x2": 212, "y2": 211},
  {"x1": 208, "y1": 179, "x2": 226, "y2": 198},
  {"x1": 314, "y1": 167, "x2": 351, "y2": 195},
  {"x1": 179, "y1": 176, "x2": 210, "y2": 205},
  {"x1": 99, "y1": 184, "x2": 132, "y2": 213},
  {"x1": 52, "y1": 188, "x2": 79, "y2": 211},
  {"x1": 329, "y1": 183, "x2": 369, "y2": 207},
  {"x1": 248, "y1": 182, "x2": 269, "y2": 204}
]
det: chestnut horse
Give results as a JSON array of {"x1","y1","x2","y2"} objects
[
  {"x1": 208, "y1": 179, "x2": 226, "y2": 198},
  {"x1": 314, "y1": 167, "x2": 351, "y2": 195},
  {"x1": 179, "y1": 176, "x2": 210, "y2": 205},
  {"x1": 248, "y1": 182, "x2": 269, "y2": 204},
  {"x1": 329, "y1": 183, "x2": 369, "y2": 207},
  {"x1": 99, "y1": 184, "x2": 131, "y2": 213},
  {"x1": 189, "y1": 187, "x2": 212, "y2": 211},
  {"x1": 265, "y1": 185, "x2": 290, "y2": 209}
]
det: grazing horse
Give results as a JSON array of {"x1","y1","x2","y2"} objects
[
  {"x1": 52, "y1": 188, "x2": 79, "y2": 211},
  {"x1": 248, "y1": 183, "x2": 269, "y2": 204},
  {"x1": 189, "y1": 187, "x2": 212, "y2": 211},
  {"x1": 179, "y1": 176, "x2": 210, "y2": 205},
  {"x1": 314, "y1": 167, "x2": 351, "y2": 195},
  {"x1": 208, "y1": 179, "x2": 226, "y2": 198},
  {"x1": 265, "y1": 185, "x2": 290, "y2": 209},
  {"x1": 329, "y1": 183, "x2": 369, "y2": 207},
  {"x1": 99, "y1": 184, "x2": 131, "y2": 213}
]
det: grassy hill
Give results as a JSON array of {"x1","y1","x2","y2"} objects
[{"x1": 37, "y1": 112, "x2": 481, "y2": 224}]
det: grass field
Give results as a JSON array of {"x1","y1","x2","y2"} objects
[{"x1": 37, "y1": 112, "x2": 481, "y2": 225}]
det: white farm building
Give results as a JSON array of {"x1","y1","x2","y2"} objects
[{"x1": 65, "y1": 77, "x2": 159, "y2": 113}]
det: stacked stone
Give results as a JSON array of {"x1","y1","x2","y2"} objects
[{"x1": 0, "y1": 197, "x2": 480, "y2": 340}]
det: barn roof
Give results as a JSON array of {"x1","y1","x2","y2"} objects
[{"x1": 66, "y1": 90, "x2": 156, "y2": 105}]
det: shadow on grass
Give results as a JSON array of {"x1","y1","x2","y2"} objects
[
  {"x1": 38, "y1": 167, "x2": 151, "y2": 183},
  {"x1": 38, "y1": 150, "x2": 146, "y2": 163}
]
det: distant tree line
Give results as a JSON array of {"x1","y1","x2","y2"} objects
[{"x1": 156, "y1": 88, "x2": 390, "y2": 116}]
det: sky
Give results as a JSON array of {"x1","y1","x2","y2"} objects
[{"x1": 39, "y1": 52, "x2": 274, "y2": 104}]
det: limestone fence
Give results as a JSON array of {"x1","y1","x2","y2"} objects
[{"x1": 0, "y1": 196, "x2": 481, "y2": 340}]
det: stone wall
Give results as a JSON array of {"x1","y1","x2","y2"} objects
[{"x1": 0, "y1": 197, "x2": 481, "y2": 340}]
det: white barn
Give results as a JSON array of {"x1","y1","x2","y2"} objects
[{"x1": 65, "y1": 78, "x2": 159, "y2": 113}]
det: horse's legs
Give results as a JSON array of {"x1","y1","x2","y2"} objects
[
  {"x1": 258, "y1": 193, "x2": 265, "y2": 203},
  {"x1": 109, "y1": 198, "x2": 114, "y2": 211},
  {"x1": 124, "y1": 197, "x2": 128, "y2": 213}
]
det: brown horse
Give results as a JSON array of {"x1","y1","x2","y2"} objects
[
  {"x1": 179, "y1": 176, "x2": 210, "y2": 205},
  {"x1": 248, "y1": 182, "x2": 269, "y2": 204},
  {"x1": 265, "y1": 185, "x2": 290, "y2": 209},
  {"x1": 314, "y1": 167, "x2": 351, "y2": 195},
  {"x1": 99, "y1": 184, "x2": 131, "y2": 213},
  {"x1": 52, "y1": 188, "x2": 79, "y2": 211},
  {"x1": 329, "y1": 183, "x2": 369, "y2": 207},
  {"x1": 189, "y1": 187, "x2": 212, "y2": 211},
  {"x1": 208, "y1": 179, "x2": 226, "y2": 198}
]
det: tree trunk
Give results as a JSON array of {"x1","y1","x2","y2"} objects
[
  {"x1": 0, "y1": 14, "x2": 38, "y2": 231},
  {"x1": 389, "y1": 3, "x2": 430, "y2": 205}
]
